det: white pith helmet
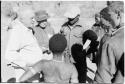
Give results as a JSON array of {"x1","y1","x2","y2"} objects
[{"x1": 64, "y1": 6, "x2": 81, "y2": 18}]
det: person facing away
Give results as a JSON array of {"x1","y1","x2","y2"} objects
[
  {"x1": 71, "y1": 43, "x2": 87, "y2": 83},
  {"x1": 19, "y1": 34, "x2": 78, "y2": 83},
  {"x1": 94, "y1": 1, "x2": 124, "y2": 83}
]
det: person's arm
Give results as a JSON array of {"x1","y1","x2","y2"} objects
[
  {"x1": 94, "y1": 42, "x2": 116, "y2": 83},
  {"x1": 70, "y1": 65, "x2": 79, "y2": 83},
  {"x1": 19, "y1": 60, "x2": 44, "y2": 82},
  {"x1": 19, "y1": 68, "x2": 35, "y2": 82}
]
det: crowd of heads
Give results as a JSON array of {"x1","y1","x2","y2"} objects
[
  {"x1": 7, "y1": 1, "x2": 123, "y2": 58},
  {"x1": 3, "y1": 1, "x2": 124, "y2": 83}
]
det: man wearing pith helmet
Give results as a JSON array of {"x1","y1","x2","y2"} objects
[{"x1": 60, "y1": 6, "x2": 84, "y2": 63}]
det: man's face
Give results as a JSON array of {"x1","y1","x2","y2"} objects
[
  {"x1": 39, "y1": 20, "x2": 48, "y2": 29},
  {"x1": 68, "y1": 15, "x2": 80, "y2": 26},
  {"x1": 100, "y1": 9, "x2": 120, "y2": 30},
  {"x1": 22, "y1": 10, "x2": 35, "y2": 27},
  {"x1": 108, "y1": 11, "x2": 120, "y2": 28}
]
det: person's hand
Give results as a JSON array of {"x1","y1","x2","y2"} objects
[{"x1": 7, "y1": 63, "x2": 27, "y2": 71}]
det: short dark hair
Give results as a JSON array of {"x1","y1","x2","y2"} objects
[{"x1": 49, "y1": 34, "x2": 67, "y2": 54}]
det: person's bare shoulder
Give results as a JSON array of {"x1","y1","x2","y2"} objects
[
  {"x1": 64, "y1": 62, "x2": 77, "y2": 72},
  {"x1": 66, "y1": 63, "x2": 78, "y2": 83}
]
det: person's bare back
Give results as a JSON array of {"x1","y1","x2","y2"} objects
[
  {"x1": 19, "y1": 34, "x2": 78, "y2": 83},
  {"x1": 33, "y1": 60, "x2": 78, "y2": 83}
]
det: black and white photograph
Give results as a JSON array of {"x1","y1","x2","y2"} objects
[{"x1": 1, "y1": 0, "x2": 124, "y2": 83}]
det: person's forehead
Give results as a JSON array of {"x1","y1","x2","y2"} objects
[
  {"x1": 20, "y1": 8, "x2": 34, "y2": 18},
  {"x1": 25, "y1": 10, "x2": 34, "y2": 16}
]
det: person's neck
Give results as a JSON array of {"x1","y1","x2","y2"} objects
[{"x1": 53, "y1": 54, "x2": 64, "y2": 62}]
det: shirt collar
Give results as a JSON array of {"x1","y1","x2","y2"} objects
[
  {"x1": 111, "y1": 26, "x2": 124, "y2": 36},
  {"x1": 14, "y1": 19, "x2": 31, "y2": 31}
]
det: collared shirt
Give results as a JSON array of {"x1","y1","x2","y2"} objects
[
  {"x1": 33, "y1": 24, "x2": 55, "y2": 49},
  {"x1": 94, "y1": 27, "x2": 124, "y2": 83},
  {"x1": 61, "y1": 22, "x2": 84, "y2": 51},
  {"x1": 60, "y1": 21, "x2": 84, "y2": 63},
  {"x1": 5, "y1": 19, "x2": 43, "y2": 67}
]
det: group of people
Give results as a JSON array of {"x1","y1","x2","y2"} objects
[{"x1": 4, "y1": 1, "x2": 124, "y2": 83}]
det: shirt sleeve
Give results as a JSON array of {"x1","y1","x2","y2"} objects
[
  {"x1": 5, "y1": 28, "x2": 22, "y2": 63},
  {"x1": 94, "y1": 42, "x2": 116, "y2": 83}
]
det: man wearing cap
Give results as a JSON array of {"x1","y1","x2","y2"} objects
[
  {"x1": 94, "y1": 1, "x2": 124, "y2": 83},
  {"x1": 33, "y1": 10, "x2": 55, "y2": 60},
  {"x1": 60, "y1": 7, "x2": 84, "y2": 63}
]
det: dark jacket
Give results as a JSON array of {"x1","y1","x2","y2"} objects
[{"x1": 94, "y1": 27, "x2": 124, "y2": 83}]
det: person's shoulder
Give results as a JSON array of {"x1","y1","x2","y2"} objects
[
  {"x1": 103, "y1": 35, "x2": 118, "y2": 49},
  {"x1": 107, "y1": 28, "x2": 124, "y2": 46},
  {"x1": 101, "y1": 34, "x2": 111, "y2": 43},
  {"x1": 39, "y1": 59, "x2": 51, "y2": 64},
  {"x1": 65, "y1": 62, "x2": 76, "y2": 70}
]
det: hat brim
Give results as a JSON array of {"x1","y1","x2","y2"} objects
[{"x1": 35, "y1": 15, "x2": 49, "y2": 22}]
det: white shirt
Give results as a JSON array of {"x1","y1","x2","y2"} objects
[{"x1": 5, "y1": 19, "x2": 43, "y2": 67}]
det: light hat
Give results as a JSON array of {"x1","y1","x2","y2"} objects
[
  {"x1": 64, "y1": 6, "x2": 81, "y2": 18},
  {"x1": 35, "y1": 10, "x2": 49, "y2": 22}
]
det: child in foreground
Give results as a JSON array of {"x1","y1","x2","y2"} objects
[{"x1": 19, "y1": 34, "x2": 78, "y2": 83}]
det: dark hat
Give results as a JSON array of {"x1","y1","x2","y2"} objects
[
  {"x1": 34, "y1": 10, "x2": 49, "y2": 22},
  {"x1": 82, "y1": 30, "x2": 98, "y2": 44},
  {"x1": 49, "y1": 34, "x2": 67, "y2": 54}
]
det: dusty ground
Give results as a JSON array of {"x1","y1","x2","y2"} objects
[{"x1": 1, "y1": 1, "x2": 107, "y2": 82}]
